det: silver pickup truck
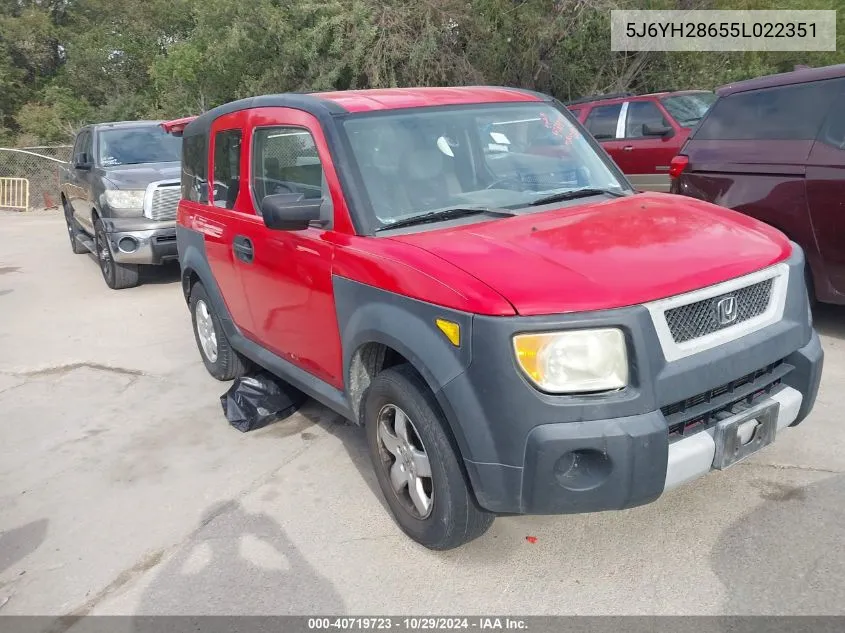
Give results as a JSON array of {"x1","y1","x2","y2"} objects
[{"x1": 60, "y1": 121, "x2": 183, "y2": 289}]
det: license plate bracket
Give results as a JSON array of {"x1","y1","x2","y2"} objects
[{"x1": 712, "y1": 400, "x2": 779, "y2": 470}]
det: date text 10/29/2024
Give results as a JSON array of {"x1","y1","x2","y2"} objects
[{"x1": 308, "y1": 618, "x2": 528, "y2": 630}]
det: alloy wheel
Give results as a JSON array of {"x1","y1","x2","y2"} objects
[
  {"x1": 195, "y1": 299, "x2": 219, "y2": 363},
  {"x1": 376, "y1": 404, "x2": 434, "y2": 519}
]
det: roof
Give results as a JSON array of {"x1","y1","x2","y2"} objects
[
  {"x1": 312, "y1": 86, "x2": 544, "y2": 112},
  {"x1": 565, "y1": 90, "x2": 711, "y2": 108},
  {"x1": 717, "y1": 63, "x2": 845, "y2": 97},
  {"x1": 163, "y1": 86, "x2": 549, "y2": 138},
  {"x1": 90, "y1": 120, "x2": 166, "y2": 130}
]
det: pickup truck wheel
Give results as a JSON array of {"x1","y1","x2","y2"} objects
[
  {"x1": 365, "y1": 365, "x2": 494, "y2": 550},
  {"x1": 94, "y1": 219, "x2": 139, "y2": 290},
  {"x1": 189, "y1": 282, "x2": 250, "y2": 381},
  {"x1": 63, "y1": 200, "x2": 88, "y2": 254}
]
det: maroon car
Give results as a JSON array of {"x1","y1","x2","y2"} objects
[
  {"x1": 671, "y1": 64, "x2": 845, "y2": 304},
  {"x1": 568, "y1": 90, "x2": 716, "y2": 192}
]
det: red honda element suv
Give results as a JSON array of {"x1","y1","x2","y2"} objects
[{"x1": 164, "y1": 87, "x2": 822, "y2": 550}]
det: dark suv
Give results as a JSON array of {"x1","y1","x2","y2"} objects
[
  {"x1": 671, "y1": 64, "x2": 845, "y2": 305},
  {"x1": 60, "y1": 121, "x2": 183, "y2": 289}
]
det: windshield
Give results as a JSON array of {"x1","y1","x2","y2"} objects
[
  {"x1": 98, "y1": 126, "x2": 182, "y2": 167},
  {"x1": 660, "y1": 93, "x2": 717, "y2": 127},
  {"x1": 341, "y1": 103, "x2": 629, "y2": 231}
]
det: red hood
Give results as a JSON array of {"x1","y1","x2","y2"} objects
[{"x1": 389, "y1": 192, "x2": 791, "y2": 316}]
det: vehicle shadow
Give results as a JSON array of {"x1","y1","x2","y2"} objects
[
  {"x1": 812, "y1": 303, "x2": 845, "y2": 341},
  {"x1": 710, "y1": 474, "x2": 845, "y2": 614},
  {"x1": 138, "y1": 261, "x2": 181, "y2": 285},
  {"x1": 133, "y1": 500, "x2": 345, "y2": 616},
  {"x1": 0, "y1": 518, "x2": 49, "y2": 575},
  {"x1": 296, "y1": 401, "x2": 389, "y2": 514}
]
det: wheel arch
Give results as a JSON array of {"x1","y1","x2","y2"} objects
[{"x1": 334, "y1": 277, "x2": 475, "y2": 460}]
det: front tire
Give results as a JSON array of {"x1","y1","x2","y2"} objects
[
  {"x1": 94, "y1": 219, "x2": 139, "y2": 289},
  {"x1": 189, "y1": 282, "x2": 250, "y2": 381},
  {"x1": 364, "y1": 364, "x2": 494, "y2": 550}
]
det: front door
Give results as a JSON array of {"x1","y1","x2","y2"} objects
[
  {"x1": 615, "y1": 100, "x2": 678, "y2": 192},
  {"x1": 807, "y1": 92, "x2": 845, "y2": 296},
  {"x1": 70, "y1": 130, "x2": 95, "y2": 230},
  {"x1": 237, "y1": 107, "x2": 344, "y2": 388}
]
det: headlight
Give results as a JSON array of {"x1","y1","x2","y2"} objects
[
  {"x1": 513, "y1": 328, "x2": 628, "y2": 394},
  {"x1": 104, "y1": 189, "x2": 145, "y2": 210}
]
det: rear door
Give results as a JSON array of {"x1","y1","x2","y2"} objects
[
  {"x1": 678, "y1": 81, "x2": 839, "y2": 255},
  {"x1": 180, "y1": 114, "x2": 256, "y2": 335},
  {"x1": 615, "y1": 99, "x2": 678, "y2": 191},
  {"x1": 583, "y1": 103, "x2": 625, "y2": 166},
  {"x1": 806, "y1": 86, "x2": 845, "y2": 295}
]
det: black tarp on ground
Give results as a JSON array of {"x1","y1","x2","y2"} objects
[{"x1": 220, "y1": 371, "x2": 306, "y2": 432}]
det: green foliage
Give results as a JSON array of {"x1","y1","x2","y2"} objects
[{"x1": 1, "y1": 0, "x2": 843, "y2": 144}]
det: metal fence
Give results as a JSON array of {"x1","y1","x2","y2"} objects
[{"x1": 0, "y1": 146, "x2": 72, "y2": 211}]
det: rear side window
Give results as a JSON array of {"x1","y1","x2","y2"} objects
[
  {"x1": 818, "y1": 94, "x2": 845, "y2": 150},
  {"x1": 182, "y1": 133, "x2": 208, "y2": 203},
  {"x1": 625, "y1": 101, "x2": 668, "y2": 138},
  {"x1": 661, "y1": 92, "x2": 717, "y2": 127},
  {"x1": 212, "y1": 129, "x2": 242, "y2": 209},
  {"x1": 584, "y1": 104, "x2": 622, "y2": 140},
  {"x1": 695, "y1": 79, "x2": 844, "y2": 141},
  {"x1": 252, "y1": 126, "x2": 328, "y2": 209}
]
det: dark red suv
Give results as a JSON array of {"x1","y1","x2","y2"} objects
[
  {"x1": 163, "y1": 87, "x2": 820, "y2": 549},
  {"x1": 671, "y1": 64, "x2": 845, "y2": 304},
  {"x1": 569, "y1": 91, "x2": 716, "y2": 192}
]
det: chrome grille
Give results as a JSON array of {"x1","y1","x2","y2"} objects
[
  {"x1": 664, "y1": 278, "x2": 774, "y2": 343},
  {"x1": 146, "y1": 185, "x2": 180, "y2": 221}
]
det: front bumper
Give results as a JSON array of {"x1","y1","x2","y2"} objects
[
  {"x1": 101, "y1": 218, "x2": 177, "y2": 265},
  {"x1": 436, "y1": 246, "x2": 822, "y2": 515}
]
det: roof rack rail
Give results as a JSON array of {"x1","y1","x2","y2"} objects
[{"x1": 564, "y1": 92, "x2": 635, "y2": 106}]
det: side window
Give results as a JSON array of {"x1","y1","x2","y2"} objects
[
  {"x1": 568, "y1": 107, "x2": 582, "y2": 119},
  {"x1": 625, "y1": 101, "x2": 668, "y2": 138},
  {"x1": 181, "y1": 133, "x2": 208, "y2": 203},
  {"x1": 251, "y1": 126, "x2": 330, "y2": 210},
  {"x1": 696, "y1": 79, "x2": 844, "y2": 141},
  {"x1": 74, "y1": 131, "x2": 92, "y2": 164},
  {"x1": 212, "y1": 129, "x2": 242, "y2": 209},
  {"x1": 818, "y1": 94, "x2": 845, "y2": 150},
  {"x1": 584, "y1": 104, "x2": 622, "y2": 140}
]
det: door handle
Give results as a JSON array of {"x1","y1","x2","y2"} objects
[
  {"x1": 622, "y1": 146, "x2": 634, "y2": 151},
  {"x1": 232, "y1": 236, "x2": 254, "y2": 264}
]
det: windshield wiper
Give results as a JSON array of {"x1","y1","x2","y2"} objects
[
  {"x1": 529, "y1": 188, "x2": 628, "y2": 207},
  {"x1": 375, "y1": 206, "x2": 515, "y2": 232}
]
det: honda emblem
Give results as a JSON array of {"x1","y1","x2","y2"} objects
[{"x1": 716, "y1": 296, "x2": 738, "y2": 325}]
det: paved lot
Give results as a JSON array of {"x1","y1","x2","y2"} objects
[{"x1": 1, "y1": 210, "x2": 844, "y2": 617}]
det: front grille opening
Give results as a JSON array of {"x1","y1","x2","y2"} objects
[
  {"x1": 662, "y1": 359, "x2": 788, "y2": 440},
  {"x1": 665, "y1": 278, "x2": 774, "y2": 343},
  {"x1": 146, "y1": 185, "x2": 181, "y2": 221}
]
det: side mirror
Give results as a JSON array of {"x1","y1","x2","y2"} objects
[
  {"x1": 261, "y1": 193, "x2": 323, "y2": 231},
  {"x1": 642, "y1": 123, "x2": 674, "y2": 138},
  {"x1": 73, "y1": 153, "x2": 92, "y2": 170}
]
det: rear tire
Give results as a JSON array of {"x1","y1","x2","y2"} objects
[
  {"x1": 364, "y1": 364, "x2": 494, "y2": 550},
  {"x1": 63, "y1": 199, "x2": 88, "y2": 255},
  {"x1": 189, "y1": 282, "x2": 250, "y2": 380},
  {"x1": 94, "y1": 219, "x2": 139, "y2": 289}
]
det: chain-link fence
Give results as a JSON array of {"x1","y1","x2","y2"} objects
[{"x1": 0, "y1": 146, "x2": 72, "y2": 211}]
